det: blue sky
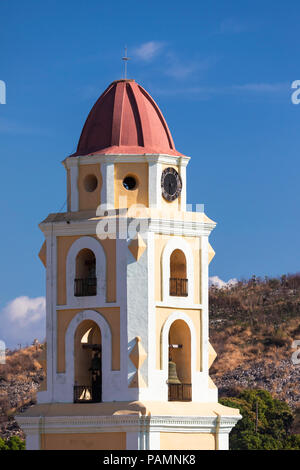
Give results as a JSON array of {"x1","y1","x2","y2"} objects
[{"x1": 0, "y1": 0, "x2": 300, "y2": 347}]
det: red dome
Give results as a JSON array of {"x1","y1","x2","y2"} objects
[{"x1": 71, "y1": 79, "x2": 183, "y2": 157}]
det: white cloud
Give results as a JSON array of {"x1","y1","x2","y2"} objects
[
  {"x1": 154, "y1": 82, "x2": 287, "y2": 97},
  {"x1": 164, "y1": 61, "x2": 200, "y2": 80},
  {"x1": 209, "y1": 276, "x2": 238, "y2": 289},
  {"x1": 133, "y1": 41, "x2": 165, "y2": 61},
  {"x1": 133, "y1": 42, "x2": 216, "y2": 81},
  {"x1": 164, "y1": 53, "x2": 216, "y2": 80},
  {"x1": 231, "y1": 83, "x2": 287, "y2": 93},
  {"x1": 0, "y1": 296, "x2": 46, "y2": 349}
]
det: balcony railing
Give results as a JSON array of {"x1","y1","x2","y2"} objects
[
  {"x1": 169, "y1": 278, "x2": 188, "y2": 297},
  {"x1": 74, "y1": 277, "x2": 97, "y2": 297},
  {"x1": 74, "y1": 385, "x2": 93, "y2": 403},
  {"x1": 73, "y1": 385, "x2": 101, "y2": 403},
  {"x1": 168, "y1": 383, "x2": 192, "y2": 401}
]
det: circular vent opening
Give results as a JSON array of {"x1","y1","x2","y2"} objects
[
  {"x1": 84, "y1": 174, "x2": 98, "y2": 192},
  {"x1": 123, "y1": 176, "x2": 137, "y2": 191}
]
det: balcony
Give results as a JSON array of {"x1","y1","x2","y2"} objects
[
  {"x1": 74, "y1": 277, "x2": 97, "y2": 297},
  {"x1": 169, "y1": 278, "x2": 188, "y2": 297},
  {"x1": 168, "y1": 383, "x2": 192, "y2": 401}
]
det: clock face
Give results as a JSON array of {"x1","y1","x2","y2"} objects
[{"x1": 161, "y1": 167, "x2": 182, "y2": 201}]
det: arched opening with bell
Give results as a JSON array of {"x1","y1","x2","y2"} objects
[
  {"x1": 167, "y1": 319, "x2": 192, "y2": 401},
  {"x1": 73, "y1": 320, "x2": 102, "y2": 403}
]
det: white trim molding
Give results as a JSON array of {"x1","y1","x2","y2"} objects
[
  {"x1": 161, "y1": 237, "x2": 194, "y2": 307},
  {"x1": 63, "y1": 153, "x2": 190, "y2": 168},
  {"x1": 66, "y1": 236, "x2": 107, "y2": 308},
  {"x1": 39, "y1": 214, "x2": 216, "y2": 239},
  {"x1": 148, "y1": 161, "x2": 162, "y2": 209},
  {"x1": 16, "y1": 413, "x2": 241, "y2": 450},
  {"x1": 65, "y1": 309, "x2": 113, "y2": 402},
  {"x1": 100, "y1": 161, "x2": 115, "y2": 208},
  {"x1": 161, "y1": 311, "x2": 197, "y2": 401},
  {"x1": 179, "y1": 158, "x2": 187, "y2": 212},
  {"x1": 70, "y1": 163, "x2": 79, "y2": 212}
]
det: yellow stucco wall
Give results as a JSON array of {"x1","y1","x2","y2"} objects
[
  {"x1": 57, "y1": 307, "x2": 120, "y2": 372},
  {"x1": 156, "y1": 307, "x2": 201, "y2": 371},
  {"x1": 78, "y1": 163, "x2": 102, "y2": 211},
  {"x1": 56, "y1": 235, "x2": 116, "y2": 305},
  {"x1": 114, "y1": 162, "x2": 148, "y2": 208},
  {"x1": 40, "y1": 432, "x2": 126, "y2": 450},
  {"x1": 154, "y1": 234, "x2": 201, "y2": 304},
  {"x1": 160, "y1": 432, "x2": 215, "y2": 450}
]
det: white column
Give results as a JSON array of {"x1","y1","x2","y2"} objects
[
  {"x1": 216, "y1": 431, "x2": 229, "y2": 450},
  {"x1": 25, "y1": 431, "x2": 40, "y2": 450},
  {"x1": 146, "y1": 231, "x2": 158, "y2": 399},
  {"x1": 44, "y1": 231, "x2": 57, "y2": 403},
  {"x1": 148, "y1": 161, "x2": 161, "y2": 208},
  {"x1": 126, "y1": 431, "x2": 140, "y2": 450},
  {"x1": 179, "y1": 159, "x2": 187, "y2": 212},
  {"x1": 116, "y1": 237, "x2": 130, "y2": 400},
  {"x1": 101, "y1": 162, "x2": 115, "y2": 208},
  {"x1": 200, "y1": 235, "x2": 209, "y2": 374},
  {"x1": 69, "y1": 161, "x2": 79, "y2": 212},
  {"x1": 147, "y1": 430, "x2": 160, "y2": 450}
]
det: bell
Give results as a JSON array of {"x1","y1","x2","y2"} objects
[{"x1": 168, "y1": 360, "x2": 181, "y2": 384}]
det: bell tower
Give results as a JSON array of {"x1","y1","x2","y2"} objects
[{"x1": 17, "y1": 79, "x2": 241, "y2": 450}]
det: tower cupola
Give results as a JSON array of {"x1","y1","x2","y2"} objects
[{"x1": 71, "y1": 79, "x2": 183, "y2": 157}]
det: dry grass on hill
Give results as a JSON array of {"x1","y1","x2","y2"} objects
[
  {"x1": 0, "y1": 273, "x2": 299, "y2": 440},
  {"x1": 0, "y1": 345, "x2": 45, "y2": 439},
  {"x1": 209, "y1": 274, "x2": 300, "y2": 407}
]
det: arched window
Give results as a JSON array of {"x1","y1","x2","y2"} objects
[
  {"x1": 168, "y1": 319, "x2": 191, "y2": 401},
  {"x1": 74, "y1": 320, "x2": 102, "y2": 403},
  {"x1": 169, "y1": 249, "x2": 188, "y2": 297},
  {"x1": 74, "y1": 249, "x2": 97, "y2": 297}
]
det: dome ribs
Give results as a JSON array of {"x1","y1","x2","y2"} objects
[
  {"x1": 111, "y1": 81, "x2": 126, "y2": 147},
  {"x1": 126, "y1": 82, "x2": 144, "y2": 147},
  {"x1": 70, "y1": 79, "x2": 182, "y2": 157},
  {"x1": 138, "y1": 84, "x2": 175, "y2": 151},
  {"x1": 76, "y1": 82, "x2": 116, "y2": 155}
]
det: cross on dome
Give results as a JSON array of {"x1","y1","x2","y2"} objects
[{"x1": 122, "y1": 46, "x2": 130, "y2": 79}]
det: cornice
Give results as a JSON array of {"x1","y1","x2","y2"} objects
[
  {"x1": 16, "y1": 414, "x2": 241, "y2": 435},
  {"x1": 62, "y1": 153, "x2": 191, "y2": 169},
  {"x1": 39, "y1": 216, "x2": 216, "y2": 238},
  {"x1": 148, "y1": 218, "x2": 216, "y2": 237}
]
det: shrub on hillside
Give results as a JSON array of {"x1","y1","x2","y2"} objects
[
  {"x1": 0, "y1": 436, "x2": 25, "y2": 450},
  {"x1": 221, "y1": 389, "x2": 300, "y2": 450}
]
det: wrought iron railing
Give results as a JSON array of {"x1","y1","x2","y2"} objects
[
  {"x1": 74, "y1": 277, "x2": 97, "y2": 297},
  {"x1": 73, "y1": 385, "x2": 93, "y2": 403},
  {"x1": 73, "y1": 385, "x2": 102, "y2": 403},
  {"x1": 168, "y1": 383, "x2": 192, "y2": 401},
  {"x1": 169, "y1": 278, "x2": 188, "y2": 297}
]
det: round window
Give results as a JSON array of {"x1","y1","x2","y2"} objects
[
  {"x1": 123, "y1": 175, "x2": 137, "y2": 191},
  {"x1": 84, "y1": 174, "x2": 98, "y2": 192}
]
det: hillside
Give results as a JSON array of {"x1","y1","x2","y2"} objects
[
  {"x1": 209, "y1": 273, "x2": 300, "y2": 407},
  {"x1": 0, "y1": 274, "x2": 299, "y2": 442},
  {"x1": 0, "y1": 345, "x2": 45, "y2": 440}
]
